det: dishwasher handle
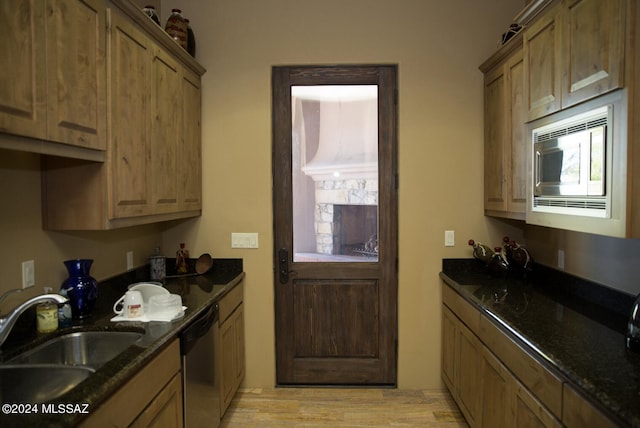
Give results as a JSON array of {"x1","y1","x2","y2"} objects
[{"x1": 180, "y1": 302, "x2": 218, "y2": 356}]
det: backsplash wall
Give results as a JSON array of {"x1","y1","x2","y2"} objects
[
  {"x1": 0, "y1": 148, "x2": 165, "y2": 311},
  {"x1": 523, "y1": 224, "x2": 640, "y2": 296}
]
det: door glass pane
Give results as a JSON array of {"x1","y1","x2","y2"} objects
[{"x1": 291, "y1": 85, "x2": 379, "y2": 262}]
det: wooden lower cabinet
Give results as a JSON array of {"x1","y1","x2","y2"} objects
[
  {"x1": 442, "y1": 284, "x2": 562, "y2": 428},
  {"x1": 442, "y1": 282, "x2": 622, "y2": 428},
  {"x1": 81, "y1": 339, "x2": 183, "y2": 428},
  {"x1": 562, "y1": 384, "x2": 619, "y2": 428},
  {"x1": 217, "y1": 283, "x2": 246, "y2": 417},
  {"x1": 479, "y1": 347, "x2": 511, "y2": 428}
]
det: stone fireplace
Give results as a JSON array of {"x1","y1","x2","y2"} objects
[{"x1": 292, "y1": 86, "x2": 379, "y2": 260}]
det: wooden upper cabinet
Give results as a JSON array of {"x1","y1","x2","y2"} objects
[
  {"x1": 180, "y1": 68, "x2": 203, "y2": 212},
  {"x1": 0, "y1": 0, "x2": 106, "y2": 151},
  {"x1": 46, "y1": 0, "x2": 106, "y2": 150},
  {"x1": 523, "y1": 3, "x2": 562, "y2": 121},
  {"x1": 109, "y1": 8, "x2": 152, "y2": 219},
  {"x1": 151, "y1": 46, "x2": 182, "y2": 215},
  {"x1": 561, "y1": 0, "x2": 625, "y2": 108},
  {"x1": 481, "y1": 35, "x2": 526, "y2": 219},
  {"x1": 42, "y1": 2, "x2": 205, "y2": 230},
  {"x1": 524, "y1": 0, "x2": 626, "y2": 121},
  {"x1": 0, "y1": 0, "x2": 47, "y2": 140}
]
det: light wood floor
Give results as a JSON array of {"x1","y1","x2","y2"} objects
[{"x1": 220, "y1": 388, "x2": 469, "y2": 427}]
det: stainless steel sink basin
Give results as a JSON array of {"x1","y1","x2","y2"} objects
[
  {"x1": 10, "y1": 331, "x2": 143, "y2": 369},
  {"x1": 0, "y1": 364, "x2": 94, "y2": 403}
]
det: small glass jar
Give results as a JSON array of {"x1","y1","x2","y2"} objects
[{"x1": 37, "y1": 299, "x2": 58, "y2": 333}]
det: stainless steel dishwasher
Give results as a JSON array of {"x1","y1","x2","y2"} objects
[{"x1": 180, "y1": 302, "x2": 220, "y2": 428}]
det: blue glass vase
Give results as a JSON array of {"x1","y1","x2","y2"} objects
[{"x1": 60, "y1": 259, "x2": 98, "y2": 319}]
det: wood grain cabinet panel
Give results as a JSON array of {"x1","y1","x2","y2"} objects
[
  {"x1": 41, "y1": 1, "x2": 204, "y2": 230},
  {"x1": 0, "y1": 0, "x2": 47, "y2": 140},
  {"x1": 218, "y1": 283, "x2": 245, "y2": 418},
  {"x1": 561, "y1": 0, "x2": 625, "y2": 109},
  {"x1": 523, "y1": 0, "x2": 627, "y2": 121},
  {"x1": 562, "y1": 384, "x2": 619, "y2": 428},
  {"x1": 0, "y1": 0, "x2": 106, "y2": 151},
  {"x1": 523, "y1": 3, "x2": 562, "y2": 121},
  {"x1": 81, "y1": 339, "x2": 182, "y2": 428},
  {"x1": 46, "y1": 0, "x2": 106, "y2": 150},
  {"x1": 442, "y1": 283, "x2": 564, "y2": 428},
  {"x1": 109, "y1": 7, "x2": 153, "y2": 218},
  {"x1": 441, "y1": 304, "x2": 481, "y2": 427},
  {"x1": 481, "y1": 37, "x2": 526, "y2": 219}
]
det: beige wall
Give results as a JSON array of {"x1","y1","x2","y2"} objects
[
  {"x1": 0, "y1": 149, "x2": 164, "y2": 310},
  {"x1": 4, "y1": 0, "x2": 638, "y2": 393},
  {"x1": 160, "y1": 0, "x2": 524, "y2": 389}
]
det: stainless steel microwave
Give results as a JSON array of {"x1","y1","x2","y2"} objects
[{"x1": 531, "y1": 106, "x2": 610, "y2": 217}]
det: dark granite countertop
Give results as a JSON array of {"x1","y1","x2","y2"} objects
[
  {"x1": 0, "y1": 258, "x2": 244, "y2": 427},
  {"x1": 441, "y1": 258, "x2": 640, "y2": 428}
]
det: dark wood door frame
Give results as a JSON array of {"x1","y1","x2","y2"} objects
[{"x1": 272, "y1": 64, "x2": 398, "y2": 386}]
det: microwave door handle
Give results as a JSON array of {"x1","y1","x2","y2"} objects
[{"x1": 535, "y1": 150, "x2": 542, "y2": 189}]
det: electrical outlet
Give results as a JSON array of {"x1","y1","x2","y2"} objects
[
  {"x1": 126, "y1": 251, "x2": 134, "y2": 271},
  {"x1": 231, "y1": 233, "x2": 259, "y2": 248},
  {"x1": 22, "y1": 260, "x2": 35, "y2": 288},
  {"x1": 557, "y1": 249, "x2": 565, "y2": 270},
  {"x1": 444, "y1": 230, "x2": 455, "y2": 247}
]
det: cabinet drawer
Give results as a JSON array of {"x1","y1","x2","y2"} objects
[
  {"x1": 478, "y1": 315, "x2": 563, "y2": 418},
  {"x1": 219, "y1": 283, "x2": 243, "y2": 324},
  {"x1": 442, "y1": 283, "x2": 480, "y2": 334},
  {"x1": 82, "y1": 339, "x2": 180, "y2": 427},
  {"x1": 562, "y1": 384, "x2": 618, "y2": 428}
]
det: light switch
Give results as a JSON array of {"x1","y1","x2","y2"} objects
[
  {"x1": 231, "y1": 233, "x2": 259, "y2": 248},
  {"x1": 444, "y1": 230, "x2": 455, "y2": 247}
]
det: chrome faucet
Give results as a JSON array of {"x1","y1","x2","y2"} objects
[{"x1": 0, "y1": 294, "x2": 68, "y2": 347}]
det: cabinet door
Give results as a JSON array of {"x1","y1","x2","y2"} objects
[
  {"x1": 562, "y1": 384, "x2": 618, "y2": 428},
  {"x1": 507, "y1": 52, "x2": 526, "y2": 215},
  {"x1": 131, "y1": 373, "x2": 184, "y2": 428},
  {"x1": 561, "y1": 0, "x2": 625, "y2": 108},
  {"x1": 480, "y1": 347, "x2": 512, "y2": 428},
  {"x1": 483, "y1": 47, "x2": 525, "y2": 217},
  {"x1": 484, "y1": 63, "x2": 508, "y2": 213},
  {"x1": 458, "y1": 322, "x2": 481, "y2": 427},
  {"x1": 233, "y1": 304, "x2": 246, "y2": 384},
  {"x1": 150, "y1": 46, "x2": 181, "y2": 215},
  {"x1": 512, "y1": 379, "x2": 562, "y2": 428},
  {"x1": 441, "y1": 306, "x2": 458, "y2": 393},
  {"x1": 0, "y1": 0, "x2": 46, "y2": 140},
  {"x1": 181, "y1": 68, "x2": 203, "y2": 211},
  {"x1": 220, "y1": 313, "x2": 236, "y2": 414},
  {"x1": 108, "y1": 9, "x2": 152, "y2": 218},
  {"x1": 45, "y1": 0, "x2": 106, "y2": 150},
  {"x1": 524, "y1": 4, "x2": 562, "y2": 121}
]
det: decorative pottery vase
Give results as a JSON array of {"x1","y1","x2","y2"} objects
[
  {"x1": 165, "y1": 9, "x2": 188, "y2": 50},
  {"x1": 143, "y1": 5, "x2": 161, "y2": 25},
  {"x1": 185, "y1": 19, "x2": 196, "y2": 57},
  {"x1": 60, "y1": 259, "x2": 98, "y2": 319}
]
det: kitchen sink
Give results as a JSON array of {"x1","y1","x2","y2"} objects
[
  {"x1": 9, "y1": 331, "x2": 143, "y2": 370},
  {"x1": 0, "y1": 364, "x2": 94, "y2": 403}
]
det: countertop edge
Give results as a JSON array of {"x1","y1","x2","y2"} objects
[{"x1": 439, "y1": 270, "x2": 632, "y2": 428}]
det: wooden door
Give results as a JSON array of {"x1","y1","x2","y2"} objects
[
  {"x1": 273, "y1": 65, "x2": 398, "y2": 385},
  {"x1": 108, "y1": 8, "x2": 152, "y2": 218},
  {"x1": 180, "y1": 68, "x2": 203, "y2": 212},
  {"x1": 457, "y1": 322, "x2": 481, "y2": 427},
  {"x1": 484, "y1": 60, "x2": 508, "y2": 213},
  {"x1": 150, "y1": 46, "x2": 181, "y2": 214},
  {"x1": 524, "y1": 3, "x2": 562, "y2": 121},
  {"x1": 480, "y1": 347, "x2": 512, "y2": 428},
  {"x1": 561, "y1": 0, "x2": 625, "y2": 108},
  {"x1": 46, "y1": 0, "x2": 106, "y2": 149},
  {"x1": 0, "y1": 0, "x2": 47, "y2": 140}
]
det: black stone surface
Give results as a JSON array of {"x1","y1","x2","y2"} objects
[
  {"x1": 441, "y1": 258, "x2": 640, "y2": 428},
  {"x1": 0, "y1": 258, "x2": 244, "y2": 427}
]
